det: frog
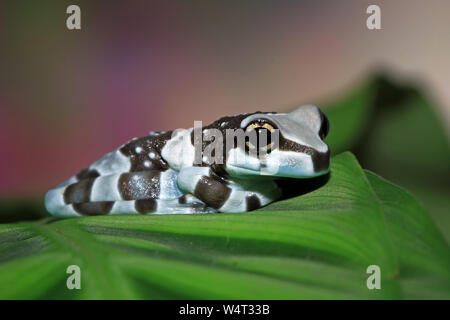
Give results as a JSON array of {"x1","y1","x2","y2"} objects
[{"x1": 45, "y1": 104, "x2": 330, "y2": 217}]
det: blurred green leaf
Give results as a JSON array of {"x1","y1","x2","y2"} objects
[
  {"x1": 323, "y1": 74, "x2": 450, "y2": 242},
  {"x1": 0, "y1": 152, "x2": 448, "y2": 299}
]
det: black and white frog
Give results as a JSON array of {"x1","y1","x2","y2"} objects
[{"x1": 45, "y1": 105, "x2": 330, "y2": 217}]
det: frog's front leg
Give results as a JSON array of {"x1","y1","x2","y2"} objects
[{"x1": 177, "y1": 167, "x2": 282, "y2": 213}]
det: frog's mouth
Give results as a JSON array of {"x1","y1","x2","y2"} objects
[{"x1": 225, "y1": 148, "x2": 330, "y2": 178}]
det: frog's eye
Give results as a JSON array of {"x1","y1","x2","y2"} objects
[
  {"x1": 319, "y1": 112, "x2": 330, "y2": 139},
  {"x1": 244, "y1": 120, "x2": 277, "y2": 153}
]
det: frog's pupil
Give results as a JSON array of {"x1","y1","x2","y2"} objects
[{"x1": 254, "y1": 127, "x2": 268, "y2": 148}]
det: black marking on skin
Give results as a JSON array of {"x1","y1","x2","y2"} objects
[
  {"x1": 135, "y1": 199, "x2": 157, "y2": 214},
  {"x1": 76, "y1": 168, "x2": 100, "y2": 180},
  {"x1": 178, "y1": 195, "x2": 187, "y2": 204},
  {"x1": 245, "y1": 194, "x2": 261, "y2": 211},
  {"x1": 73, "y1": 201, "x2": 114, "y2": 216},
  {"x1": 194, "y1": 176, "x2": 231, "y2": 209},
  {"x1": 278, "y1": 135, "x2": 329, "y2": 173},
  {"x1": 311, "y1": 149, "x2": 330, "y2": 173},
  {"x1": 63, "y1": 178, "x2": 96, "y2": 204},
  {"x1": 119, "y1": 133, "x2": 172, "y2": 172},
  {"x1": 209, "y1": 164, "x2": 229, "y2": 180},
  {"x1": 278, "y1": 135, "x2": 315, "y2": 154},
  {"x1": 118, "y1": 171, "x2": 161, "y2": 201},
  {"x1": 209, "y1": 167, "x2": 228, "y2": 184}
]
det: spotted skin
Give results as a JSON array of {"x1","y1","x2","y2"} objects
[{"x1": 45, "y1": 105, "x2": 330, "y2": 217}]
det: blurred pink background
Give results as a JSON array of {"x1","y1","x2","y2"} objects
[{"x1": 1, "y1": 0, "x2": 449, "y2": 197}]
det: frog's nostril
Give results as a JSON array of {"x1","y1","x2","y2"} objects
[{"x1": 319, "y1": 112, "x2": 330, "y2": 139}]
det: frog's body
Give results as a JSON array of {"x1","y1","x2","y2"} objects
[{"x1": 45, "y1": 105, "x2": 330, "y2": 217}]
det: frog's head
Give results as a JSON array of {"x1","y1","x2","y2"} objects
[{"x1": 224, "y1": 105, "x2": 330, "y2": 179}]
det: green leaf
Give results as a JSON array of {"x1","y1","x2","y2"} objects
[
  {"x1": 365, "y1": 170, "x2": 450, "y2": 298},
  {"x1": 323, "y1": 74, "x2": 450, "y2": 242},
  {"x1": 0, "y1": 152, "x2": 448, "y2": 299}
]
